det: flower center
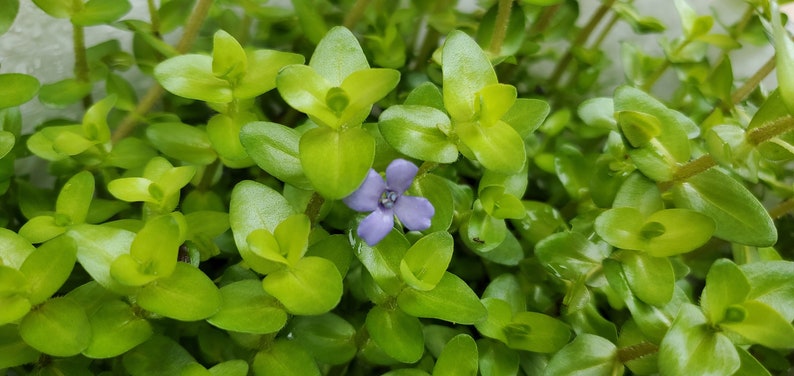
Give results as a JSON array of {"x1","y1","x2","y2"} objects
[{"x1": 380, "y1": 190, "x2": 399, "y2": 209}]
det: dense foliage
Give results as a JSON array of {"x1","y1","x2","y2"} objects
[{"x1": 2, "y1": 0, "x2": 794, "y2": 374}]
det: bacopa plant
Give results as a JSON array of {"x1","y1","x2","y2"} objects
[{"x1": 3, "y1": 0, "x2": 794, "y2": 374}]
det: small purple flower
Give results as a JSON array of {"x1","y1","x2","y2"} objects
[{"x1": 344, "y1": 159, "x2": 435, "y2": 246}]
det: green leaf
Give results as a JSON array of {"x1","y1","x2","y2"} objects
[
  {"x1": 82, "y1": 299, "x2": 153, "y2": 359},
  {"x1": 207, "y1": 279, "x2": 287, "y2": 334},
  {"x1": 276, "y1": 65, "x2": 337, "y2": 129},
  {"x1": 399, "y1": 232, "x2": 453, "y2": 291},
  {"x1": 123, "y1": 335, "x2": 196, "y2": 376},
  {"x1": 595, "y1": 207, "x2": 715, "y2": 257},
  {"x1": 720, "y1": 300, "x2": 794, "y2": 349},
  {"x1": 433, "y1": 334, "x2": 478, "y2": 376},
  {"x1": 299, "y1": 126, "x2": 375, "y2": 199},
  {"x1": 772, "y1": 2, "x2": 794, "y2": 114},
  {"x1": 442, "y1": 30, "x2": 498, "y2": 121},
  {"x1": 353, "y1": 230, "x2": 407, "y2": 296},
  {"x1": 613, "y1": 85, "x2": 692, "y2": 181},
  {"x1": 146, "y1": 122, "x2": 216, "y2": 165},
  {"x1": 0, "y1": 324, "x2": 40, "y2": 369},
  {"x1": 111, "y1": 213, "x2": 186, "y2": 286},
  {"x1": 0, "y1": 73, "x2": 39, "y2": 109},
  {"x1": 212, "y1": 30, "x2": 247, "y2": 81},
  {"x1": 612, "y1": 172, "x2": 663, "y2": 217},
  {"x1": 340, "y1": 68, "x2": 400, "y2": 126},
  {"x1": 0, "y1": 227, "x2": 36, "y2": 269},
  {"x1": 397, "y1": 272, "x2": 486, "y2": 324},
  {"x1": 287, "y1": 0, "x2": 327, "y2": 44},
  {"x1": 252, "y1": 340, "x2": 320, "y2": 376},
  {"x1": 0, "y1": 0, "x2": 19, "y2": 36},
  {"x1": 67, "y1": 224, "x2": 137, "y2": 295},
  {"x1": 535, "y1": 231, "x2": 609, "y2": 283},
  {"x1": 310, "y1": 26, "x2": 369, "y2": 86},
  {"x1": 578, "y1": 97, "x2": 616, "y2": 131},
  {"x1": 672, "y1": 168, "x2": 776, "y2": 246},
  {"x1": 19, "y1": 296, "x2": 91, "y2": 357},
  {"x1": 38, "y1": 78, "x2": 92, "y2": 108},
  {"x1": 276, "y1": 214, "x2": 311, "y2": 266},
  {"x1": 229, "y1": 180, "x2": 294, "y2": 274},
  {"x1": 378, "y1": 105, "x2": 457, "y2": 163},
  {"x1": 741, "y1": 261, "x2": 794, "y2": 322},
  {"x1": 504, "y1": 311, "x2": 570, "y2": 353},
  {"x1": 155, "y1": 55, "x2": 233, "y2": 103},
  {"x1": 545, "y1": 334, "x2": 623, "y2": 376},
  {"x1": 406, "y1": 174, "x2": 455, "y2": 233},
  {"x1": 702, "y1": 259, "x2": 750, "y2": 324},
  {"x1": 262, "y1": 256, "x2": 343, "y2": 315},
  {"x1": 0, "y1": 265, "x2": 31, "y2": 325},
  {"x1": 240, "y1": 121, "x2": 311, "y2": 189},
  {"x1": 71, "y1": 0, "x2": 131, "y2": 26},
  {"x1": 366, "y1": 306, "x2": 425, "y2": 363},
  {"x1": 19, "y1": 236, "x2": 76, "y2": 305},
  {"x1": 675, "y1": 0, "x2": 713, "y2": 38},
  {"x1": 234, "y1": 50, "x2": 304, "y2": 99},
  {"x1": 0, "y1": 130, "x2": 13, "y2": 159},
  {"x1": 206, "y1": 113, "x2": 254, "y2": 168},
  {"x1": 502, "y1": 98, "x2": 550, "y2": 139},
  {"x1": 658, "y1": 304, "x2": 739, "y2": 376},
  {"x1": 289, "y1": 313, "x2": 358, "y2": 365},
  {"x1": 477, "y1": 339, "x2": 519, "y2": 376},
  {"x1": 456, "y1": 120, "x2": 526, "y2": 173},
  {"x1": 56, "y1": 170, "x2": 94, "y2": 226},
  {"x1": 31, "y1": 0, "x2": 75, "y2": 18},
  {"x1": 135, "y1": 263, "x2": 221, "y2": 321},
  {"x1": 618, "y1": 250, "x2": 675, "y2": 306}
]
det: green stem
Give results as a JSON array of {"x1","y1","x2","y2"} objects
[
  {"x1": 72, "y1": 23, "x2": 92, "y2": 109},
  {"x1": 304, "y1": 192, "x2": 326, "y2": 227},
  {"x1": 658, "y1": 154, "x2": 717, "y2": 191},
  {"x1": 617, "y1": 342, "x2": 658, "y2": 363},
  {"x1": 641, "y1": 37, "x2": 692, "y2": 92},
  {"x1": 111, "y1": 0, "x2": 214, "y2": 143},
  {"x1": 769, "y1": 197, "x2": 794, "y2": 219},
  {"x1": 343, "y1": 0, "x2": 372, "y2": 29},
  {"x1": 745, "y1": 115, "x2": 794, "y2": 145},
  {"x1": 529, "y1": 4, "x2": 560, "y2": 35},
  {"x1": 731, "y1": 55, "x2": 776, "y2": 105},
  {"x1": 147, "y1": 0, "x2": 161, "y2": 36},
  {"x1": 489, "y1": 0, "x2": 514, "y2": 56},
  {"x1": 548, "y1": 0, "x2": 617, "y2": 87}
]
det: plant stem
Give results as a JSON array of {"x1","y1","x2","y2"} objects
[
  {"x1": 746, "y1": 115, "x2": 794, "y2": 145},
  {"x1": 489, "y1": 0, "x2": 514, "y2": 56},
  {"x1": 147, "y1": 0, "x2": 161, "y2": 36},
  {"x1": 659, "y1": 154, "x2": 717, "y2": 191},
  {"x1": 111, "y1": 0, "x2": 214, "y2": 143},
  {"x1": 769, "y1": 198, "x2": 794, "y2": 219},
  {"x1": 731, "y1": 55, "x2": 776, "y2": 105},
  {"x1": 548, "y1": 0, "x2": 616, "y2": 87},
  {"x1": 305, "y1": 192, "x2": 326, "y2": 227},
  {"x1": 72, "y1": 23, "x2": 92, "y2": 109},
  {"x1": 617, "y1": 342, "x2": 658, "y2": 363},
  {"x1": 343, "y1": 0, "x2": 372, "y2": 29},
  {"x1": 529, "y1": 4, "x2": 560, "y2": 35}
]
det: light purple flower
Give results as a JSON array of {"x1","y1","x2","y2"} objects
[{"x1": 344, "y1": 159, "x2": 435, "y2": 246}]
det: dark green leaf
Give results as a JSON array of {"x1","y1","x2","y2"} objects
[
  {"x1": 672, "y1": 169, "x2": 776, "y2": 246},
  {"x1": 397, "y1": 272, "x2": 486, "y2": 324},
  {"x1": 366, "y1": 306, "x2": 425, "y2": 363},
  {"x1": 432, "y1": 334, "x2": 478, "y2": 376}
]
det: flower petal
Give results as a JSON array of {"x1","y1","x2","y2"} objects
[
  {"x1": 343, "y1": 169, "x2": 385, "y2": 212},
  {"x1": 357, "y1": 209, "x2": 395, "y2": 246},
  {"x1": 385, "y1": 158, "x2": 418, "y2": 194},
  {"x1": 394, "y1": 195, "x2": 434, "y2": 231}
]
